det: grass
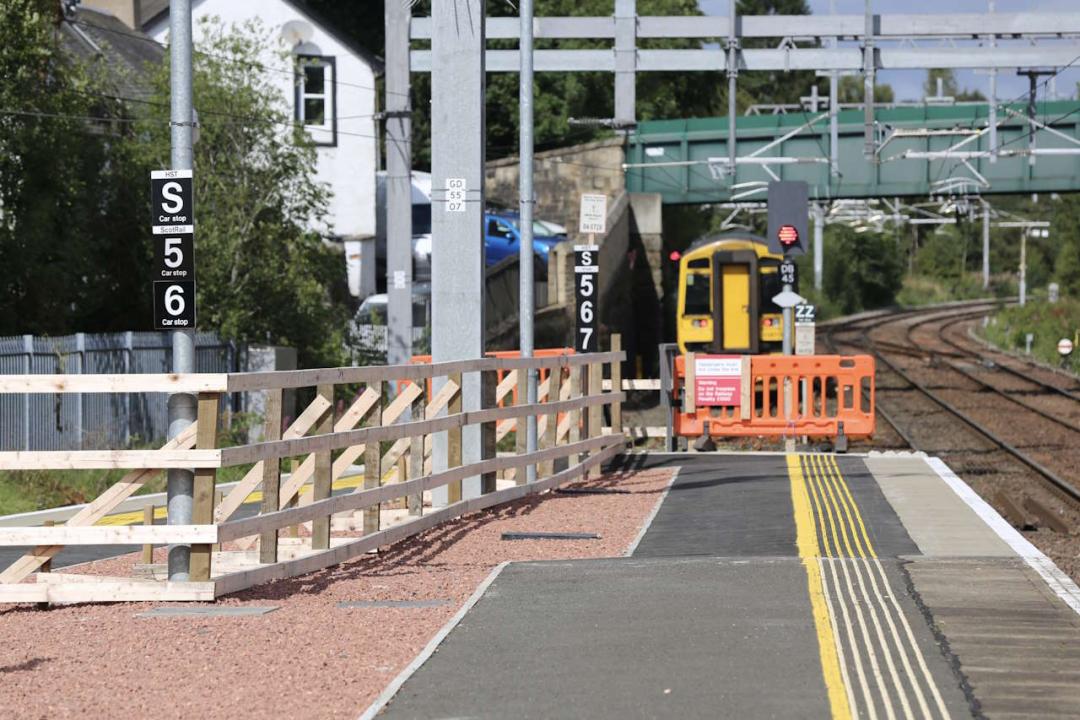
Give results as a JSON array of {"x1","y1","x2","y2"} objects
[
  {"x1": 895, "y1": 273, "x2": 1015, "y2": 307},
  {"x1": 0, "y1": 464, "x2": 253, "y2": 517},
  {"x1": 982, "y1": 298, "x2": 1080, "y2": 372}
]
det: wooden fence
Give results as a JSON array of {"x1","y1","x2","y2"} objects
[{"x1": 0, "y1": 349, "x2": 625, "y2": 604}]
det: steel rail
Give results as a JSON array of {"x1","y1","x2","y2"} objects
[{"x1": 855, "y1": 309, "x2": 1080, "y2": 506}]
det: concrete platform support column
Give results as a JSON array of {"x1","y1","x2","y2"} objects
[{"x1": 430, "y1": 0, "x2": 486, "y2": 506}]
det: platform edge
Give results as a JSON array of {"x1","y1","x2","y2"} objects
[{"x1": 926, "y1": 456, "x2": 1080, "y2": 616}]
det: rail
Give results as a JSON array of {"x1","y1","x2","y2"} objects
[{"x1": 0, "y1": 349, "x2": 625, "y2": 605}]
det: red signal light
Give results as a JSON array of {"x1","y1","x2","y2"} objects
[
  {"x1": 778, "y1": 225, "x2": 799, "y2": 247},
  {"x1": 669, "y1": 250, "x2": 681, "y2": 261}
]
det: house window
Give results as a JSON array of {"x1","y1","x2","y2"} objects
[{"x1": 295, "y1": 54, "x2": 336, "y2": 146}]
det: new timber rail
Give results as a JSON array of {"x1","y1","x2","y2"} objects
[{"x1": 0, "y1": 349, "x2": 625, "y2": 604}]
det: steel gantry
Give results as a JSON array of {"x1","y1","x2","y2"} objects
[{"x1": 385, "y1": 2, "x2": 1080, "y2": 496}]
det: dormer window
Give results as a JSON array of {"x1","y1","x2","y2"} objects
[{"x1": 295, "y1": 54, "x2": 336, "y2": 146}]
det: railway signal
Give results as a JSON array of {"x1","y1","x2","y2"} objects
[{"x1": 766, "y1": 181, "x2": 808, "y2": 256}]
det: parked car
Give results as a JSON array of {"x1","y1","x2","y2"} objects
[{"x1": 483, "y1": 210, "x2": 567, "y2": 267}]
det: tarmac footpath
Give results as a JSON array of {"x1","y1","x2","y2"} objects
[{"x1": 368, "y1": 452, "x2": 1080, "y2": 720}]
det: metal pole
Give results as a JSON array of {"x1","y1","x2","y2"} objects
[
  {"x1": 982, "y1": 204, "x2": 991, "y2": 290},
  {"x1": 614, "y1": 0, "x2": 636, "y2": 127},
  {"x1": 167, "y1": 0, "x2": 196, "y2": 582},
  {"x1": 1019, "y1": 232, "x2": 1027, "y2": 306},
  {"x1": 386, "y1": 0, "x2": 413, "y2": 370},
  {"x1": 782, "y1": 284, "x2": 794, "y2": 356},
  {"x1": 863, "y1": 0, "x2": 875, "y2": 160},
  {"x1": 829, "y1": 1, "x2": 839, "y2": 177},
  {"x1": 988, "y1": 0, "x2": 997, "y2": 163},
  {"x1": 813, "y1": 204, "x2": 824, "y2": 291},
  {"x1": 726, "y1": 0, "x2": 738, "y2": 177},
  {"x1": 519, "y1": 0, "x2": 538, "y2": 483}
]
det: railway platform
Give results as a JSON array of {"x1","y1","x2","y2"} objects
[{"x1": 367, "y1": 452, "x2": 1080, "y2": 720}]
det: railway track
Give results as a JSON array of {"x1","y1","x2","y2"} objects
[{"x1": 826, "y1": 304, "x2": 1080, "y2": 572}]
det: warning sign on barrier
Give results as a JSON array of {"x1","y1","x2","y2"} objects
[{"x1": 694, "y1": 355, "x2": 742, "y2": 406}]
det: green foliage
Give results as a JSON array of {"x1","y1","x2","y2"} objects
[
  {"x1": 923, "y1": 68, "x2": 985, "y2": 102},
  {"x1": 128, "y1": 18, "x2": 348, "y2": 368},
  {"x1": 983, "y1": 298, "x2": 1080, "y2": 372},
  {"x1": 837, "y1": 75, "x2": 894, "y2": 104},
  {"x1": 0, "y1": 0, "x2": 151, "y2": 334},
  {"x1": 820, "y1": 225, "x2": 903, "y2": 314}
]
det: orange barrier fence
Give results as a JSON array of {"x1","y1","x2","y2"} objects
[
  {"x1": 672, "y1": 354, "x2": 875, "y2": 440},
  {"x1": 410, "y1": 348, "x2": 574, "y2": 406}
]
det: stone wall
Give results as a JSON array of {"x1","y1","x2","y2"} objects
[{"x1": 485, "y1": 138, "x2": 626, "y2": 242}]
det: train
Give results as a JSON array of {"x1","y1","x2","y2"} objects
[{"x1": 675, "y1": 232, "x2": 791, "y2": 355}]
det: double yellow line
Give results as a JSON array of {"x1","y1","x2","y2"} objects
[{"x1": 789, "y1": 454, "x2": 856, "y2": 720}]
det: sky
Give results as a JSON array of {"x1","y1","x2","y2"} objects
[{"x1": 697, "y1": 0, "x2": 1080, "y2": 103}]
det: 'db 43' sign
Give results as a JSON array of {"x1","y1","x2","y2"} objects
[{"x1": 150, "y1": 170, "x2": 196, "y2": 330}]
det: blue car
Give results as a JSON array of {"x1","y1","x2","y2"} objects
[{"x1": 484, "y1": 211, "x2": 566, "y2": 267}]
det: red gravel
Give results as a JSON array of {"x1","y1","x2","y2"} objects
[{"x1": 0, "y1": 466, "x2": 674, "y2": 720}]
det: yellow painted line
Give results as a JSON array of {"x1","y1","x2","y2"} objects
[{"x1": 788, "y1": 454, "x2": 854, "y2": 720}]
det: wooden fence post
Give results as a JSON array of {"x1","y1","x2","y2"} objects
[
  {"x1": 141, "y1": 506, "x2": 154, "y2": 565},
  {"x1": 190, "y1": 392, "x2": 220, "y2": 582},
  {"x1": 259, "y1": 388, "x2": 283, "y2": 564},
  {"x1": 447, "y1": 373, "x2": 463, "y2": 503},
  {"x1": 311, "y1": 383, "x2": 335, "y2": 550},
  {"x1": 408, "y1": 382, "x2": 426, "y2": 516},
  {"x1": 481, "y1": 370, "x2": 496, "y2": 494},
  {"x1": 587, "y1": 361, "x2": 603, "y2": 479},
  {"x1": 540, "y1": 365, "x2": 561, "y2": 478},
  {"x1": 363, "y1": 382, "x2": 383, "y2": 535},
  {"x1": 514, "y1": 369, "x2": 526, "y2": 485},
  {"x1": 611, "y1": 334, "x2": 623, "y2": 435},
  {"x1": 569, "y1": 364, "x2": 582, "y2": 466}
]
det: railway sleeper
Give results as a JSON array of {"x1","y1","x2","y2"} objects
[
  {"x1": 994, "y1": 492, "x2": 1038, "y2": 532},
  {"x1": 1023, "y1": 497, "x2": 1072, "y2": 534}
]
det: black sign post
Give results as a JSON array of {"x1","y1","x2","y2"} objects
[
  {"x1": 574, "y1": 245, "x2": 599, "y2": 353},
  {"x1": 151, "y1": 169, "x2": 196, "y2": 330}
]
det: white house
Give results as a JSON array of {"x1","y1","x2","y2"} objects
[{"x1": 82, "y1": 0, "x2": 381, "y2": 263}]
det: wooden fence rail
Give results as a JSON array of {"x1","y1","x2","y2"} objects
[{"x1": 0, "y1": 345, "x2": 626, "y2": 605}]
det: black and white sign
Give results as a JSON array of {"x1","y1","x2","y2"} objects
[
  {"x1": 578, "y1": 194, "x2": 607, "y2": 235},
  {"x1": 795, "y1": 304, "x2": 817, "y2": 324},
  {"x1": 151, "y1": 169, "x2": 197, "y2": 331},
  {"x1": 574, "y1": 244, "x2": 599, "y2": 352},
  {"x1": 153, "y1": 280, "x2": 196, "y2": 329},
  {"x1": 151, "y1": 169, "x2": 194, "y2": 226},
  {"x1": 445, "y1": 177, "x2": 466, "y2": 213},
  {"x1": 780, "y1": 259, "x2": 797, "y2": 286},
  {"x1": 153, "y1": 226, "x2": 195, "y2": 280}
]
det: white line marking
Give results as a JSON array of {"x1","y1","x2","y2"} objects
[
  {"x1": 624, "y1": 468, "x2": 680, "y2": 556},
  {"x1": 818, "y1": 557, "x2": 861, "y2": 720},
  {"x1": 356, "y1": 561, "x2": 510, "y2": 720},
  {"x1": 926, "y1": 456, "x2": 1080, "y2": 616}
]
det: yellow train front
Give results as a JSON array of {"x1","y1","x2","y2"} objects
[{"x1": 676, "y1": 232, "x2": 788, "y2": 355}]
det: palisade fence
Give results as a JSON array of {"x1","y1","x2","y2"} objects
[{"x1": 0, "y1": 332, "x2": 244, "y2": 451}]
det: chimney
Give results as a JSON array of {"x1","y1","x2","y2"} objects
[{"x1": 78, "y1": 0, "x2": 142, "y2": 29}]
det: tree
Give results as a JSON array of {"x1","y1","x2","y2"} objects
[
  {"x1": 837, "y1": 75, "x2": 895, "y2": 104},
  {"x1": 823, "y1": 225, "x2": 904, "y2": 314},
  {"x1": 130, "y1": 19, "x2": 348, "y2": 367},
  {"x1": 924, "y1": 68, "x2": 985, "y2": 102},
  {"x1": 0, "y1": 0, "x2": 150, "y2": 335}
]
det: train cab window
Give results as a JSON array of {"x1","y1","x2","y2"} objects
[
  {"x1": 684, "y1": 272, "x2": 711, "y2": 315},
  {"x1": 687, "y1": 258, "x2": 710, "y2": 269}
]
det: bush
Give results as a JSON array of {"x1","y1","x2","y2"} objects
[{"x1": 983, "y1": 298, "x2": 1080, "y2": 372}]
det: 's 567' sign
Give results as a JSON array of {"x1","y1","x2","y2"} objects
[{"x1": 574, "y1": 245, "x2": 599, "y2": 352}]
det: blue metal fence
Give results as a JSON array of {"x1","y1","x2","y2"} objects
[{"x1": 0, "y1": 332, "x2": 244, "y2": 451}]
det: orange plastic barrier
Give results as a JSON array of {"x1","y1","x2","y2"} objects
[
  {"x1": 409, "y1": 348, "x2": 574, "y2": 406},
  {"x1": 672, "y1": 354, "x2": 875, "y2": 440}
]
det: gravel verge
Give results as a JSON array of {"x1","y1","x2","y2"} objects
[{"x1": 0, "y1": 465, "x2": 675, "y2": 720}]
